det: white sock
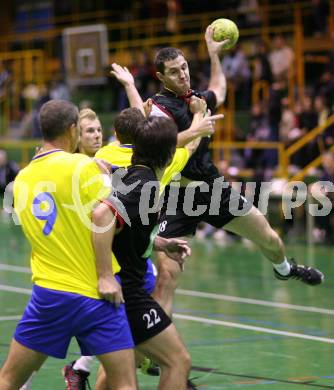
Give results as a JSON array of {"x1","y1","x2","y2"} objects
[
  {"x1": 273, "y1": 257, "x2": 291, "y2": 276},
  {"x1": 73, "y1": 356, "x2": 95, "y2": 373}
]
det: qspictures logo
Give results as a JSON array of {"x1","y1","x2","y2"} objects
[{"x1": 3, "y1": 160, "x2": 334, "y2": 234}]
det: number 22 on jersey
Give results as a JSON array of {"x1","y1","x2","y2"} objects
[{"x1": 143, "y1": 308, "x2": 161, "y2": 329}]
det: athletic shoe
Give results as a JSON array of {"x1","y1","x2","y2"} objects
[
  {"x1": 139, "y1": 357, "x2": 161, "y2": 376},
  {"x1": 274, "y1": 258, "x2": 324, "y2": 285},
  {"x1": 187, "y1": 378, "x2": 198, "y2": 389},
  {"x1": 62, "y1": 361, "x2": 91, "y2": 390}
]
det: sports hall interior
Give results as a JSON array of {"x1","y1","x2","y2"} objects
[{"x1": 0, "y1": 1, "x2": 334, "y2": 389}]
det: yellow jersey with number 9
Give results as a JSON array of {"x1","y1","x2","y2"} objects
[{"x1": 13, "y1": 150, "x2": 110, "y2": 299}]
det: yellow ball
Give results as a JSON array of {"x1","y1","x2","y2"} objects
[{"x1": 210, "y1": 18, "x2": 239, "y2": 50}]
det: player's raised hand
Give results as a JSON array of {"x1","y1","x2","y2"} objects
[
  {"x1": 189, "y1": 96, "x2": 207, "y2": 115},
  {"x1": 205, "y1": 25, "x2": 230, "y2": 56},
  {"x1": 143, "y1": 98, "x2": 153, "y2": 117},
  {"x1": 110, "y1": 63, "x2": 135, "y2": 86},
  {"x1": 98, "y1": 275, "x2": 125, "y2": 307}
]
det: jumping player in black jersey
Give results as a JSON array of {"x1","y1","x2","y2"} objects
[
  {"x1": 94, "y1": 115, "x2": 193, "y2": 389},
  {"x1": 147, "y1": 25, "x2": 324, "y2": 317}
]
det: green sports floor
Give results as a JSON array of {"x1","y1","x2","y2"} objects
[{"x1": 0, "y1": 214, "x2": 333, "y2": 389}]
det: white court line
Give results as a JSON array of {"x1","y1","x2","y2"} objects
[
  {"x1": 174, "y1": 313, "x2": 334, "y2": 344},
  {"x1": 0, "y1": 284, "x2": 31, "y2": 295},
  {"x1": 0, "y1": 262, "x2": 333, "y2": 315},
  {"x1": 176, "y1": 288, "x2": 334, "y2": 316},
  {"x1": 0, "y1": 264, "x2": 30, "y2": 273},
  {"x1": 0, "y1": 282, "x2": 333, "y2": 344},
  {"x1": 0, "y1": 315, "x2": 21, "y2": 321}
]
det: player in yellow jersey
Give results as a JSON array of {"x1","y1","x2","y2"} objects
[
  {"x1": 61, "y1": 99, "x2": 214, "y2": 388},
  {"x1": 0, "y1": 100, "x2": 137, "y2": 390}
]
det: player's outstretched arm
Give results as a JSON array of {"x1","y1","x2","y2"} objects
[
  {"x1": 205, "y1": 25, "x2": 228, "y2": 107},
  {"x1": 110, "y1": 63, "x2": 145, "y2": 115},
  {"x1": 183, "y1": 96, "x2": 223, "y2": 155},
  {"x1": 92, "y1": 202, "x2": 124, "y2": 306},
  {"x1": 177, "y1": 111, "x2": 224, "y2": 148},
  {"x1": 176, "y1": 96, "x2": 223, "y2": 148}
]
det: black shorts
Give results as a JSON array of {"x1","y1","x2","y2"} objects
[
  {"x1": 123, "y1": 287, "x2": 172, "y2": 345},
  {"x1": 158, "y1": 178, "x2": 249, "y2": 238}
]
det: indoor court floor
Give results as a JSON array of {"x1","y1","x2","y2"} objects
[{"x1": 0, "y1": 214, "x2": 333, "y2": 389}]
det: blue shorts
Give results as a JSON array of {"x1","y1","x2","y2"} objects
[
  {"x1": 144, "y1": 259, "x2": 157, "y2": 295},
  {"x1": 14, "y1": 285, "x2": 134, "y2": 359}
]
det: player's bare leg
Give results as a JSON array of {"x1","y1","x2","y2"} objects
[
  {"x1": 95, "y1": 350, "x2": 146, "y2": 390},
  {"x1": 0, "y1": 339, "x2": 47, "y2": 390},
  {"x1": 153, "y1": 246, "x2": 185, "y2": 317},
  {"x1": 95, "y1": 364, "x2": 108, "y2": 390},
  {"x1": 96, "y1": 324, "x2": 190, "y2": 390},
  {"x1": 96, "y1": 348, "x2": 137, "y2": 390},
  {"x1": 136, "y1": 323, "x2": 191, "y2": 390},
  {"x1": 224, "y1": 205, "x2": 323, "y2": 285},
  {"x1": 96, "y1": 349, "x2": 138, "y2": 390},
  {"x1": 96, "y1": 355, "x2": 142, "y2": 390},
  {"x1": 224, "y1": 206, "x2": 285, "y2": 263}
]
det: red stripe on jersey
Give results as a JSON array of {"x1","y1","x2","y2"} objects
[
  {"x1": 100, "y1": 199, "x2": 125, "y2": 230},
  {"x1": 151, "y1": 101, "x2": 176, "y2": 121}
]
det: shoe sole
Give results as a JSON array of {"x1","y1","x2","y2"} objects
[{"x1": 274, "y1": 268, "x2": 325, "y2": 285}]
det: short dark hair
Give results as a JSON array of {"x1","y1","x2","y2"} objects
[
  {"x1": 39, "y1": 100, "x2": 78, "y2": 141},
  {"x1": 154, "y1": 47, "x2": 185, "y2": 74},
  {"x1": 114, "y1": 108, "x2": 145, "y2": 144},
  {"x1": 132, "y1": 116, "x2": 177, "y2": 171}
]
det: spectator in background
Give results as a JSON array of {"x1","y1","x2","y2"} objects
[
  {"x1": 253, "y1": 40, "x2": 272, "y2": 85},
  {"x1": 130, "y1": 51, "x2": 154, "y2": 96},
  {"x1": 115, "y1": 50, "x2": 155, "y2": 111},
  {"x1": 166, "y1": 0, "x2": 182, "y2": 34},
  {"x1": 312, "y1": 0, "x2": 330, "y2": 36},
  {"x1": 309, "y1": 151, "x2": 334, "y2": 243},
  {"x1": 298, "y1": 96, "x2": 318, "y2": 133},
  {"x1": 320, "y1": 151, "x2": 334, "y2": 184},
  {"x1": 327, "y1": 32, "x2": 334, "y2": 76},
  {"x1": 49, "y1": 76, "x2": 70, "y2": 101},
  {"x1": 0, "y1": 61, "x2": 10, "y2": 99},
  {"x1": 244, "y1": 102, "x2": 271, "y2": 170},
  {"x1": 141, "y1": 79, "x2": 159, "y2": 101},
  {"x1": 0, "y1": 149, "x2": 20, "y2": 196},
  {"x1": 31, "y1": 85, "x2": 51, "y2": 138},
  {"x1": 265, "y1": 85, "x2": 284, "y2": 168},
  {"x1": 269, "y1": 35, "x2": 294, "y2": 83},
  {"x1": 19, "y1": 84, "x2": 50, "y2": 138},
  {"x1": 237, "y1": 0, "x2": 261, "y2": 28},
  {"x1": 279, "y1": 97, "x2": 297, "y2": 144},
  {"x1": 221, "y1": 43, "x2": 251, "y2": 108},
  {"x1": 315, "y1": 94, "x2": 334, "y2": 147},
  {"x1": 244, "y1": 103, "x2": 273, "y2": 207},
  {"x1": 315, "y1": 71, "x2": 334, "y2": 106},
  {"x1": 293, "y1": 96, "x2": 319, "y2": 166}
]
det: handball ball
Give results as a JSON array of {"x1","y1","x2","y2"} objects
[{"x1": 210, "y1": 18, "x2": 239, "y2": 50}]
